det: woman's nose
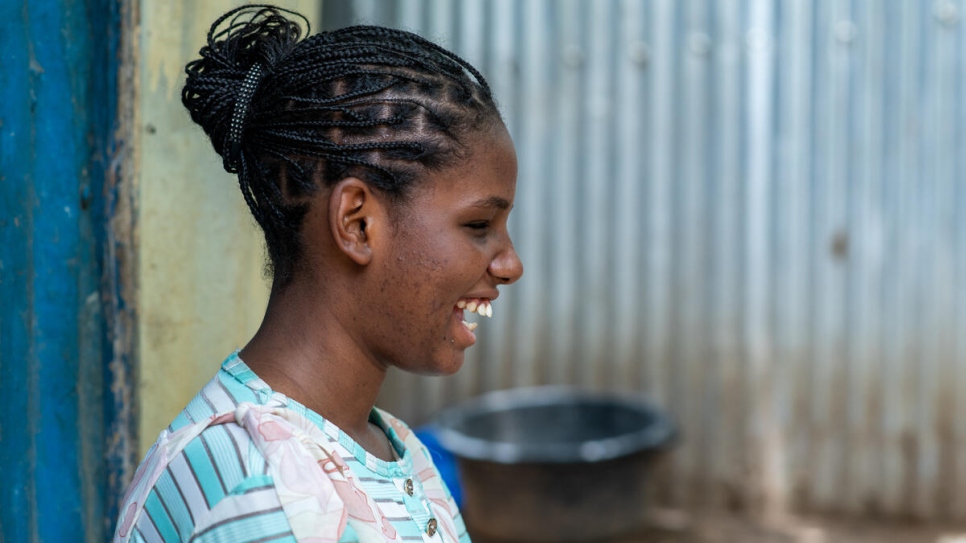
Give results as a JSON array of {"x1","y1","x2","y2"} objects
[{"x1": 489, "y1": 242, "x2": 524, "y2": 285}]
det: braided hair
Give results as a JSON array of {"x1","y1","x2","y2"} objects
[{"x1": 182, "y1": 4, "x2": 501, "y2": 283}]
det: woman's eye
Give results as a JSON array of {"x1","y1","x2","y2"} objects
[{"x1": 465, "y1": 221, "x2": 490, "y2": 231}]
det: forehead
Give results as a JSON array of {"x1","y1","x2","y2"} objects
[{"x1": 401, "y1": 124, "x2": 517, "y2": 212}]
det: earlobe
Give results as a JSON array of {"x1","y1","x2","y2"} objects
[{"x1": 329, "y1": 178, "x2": 376, "y2": 266}]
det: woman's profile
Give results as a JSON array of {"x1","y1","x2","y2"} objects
[{"x1": 114, "y1": 5, "x2": 522, "y2": 541}]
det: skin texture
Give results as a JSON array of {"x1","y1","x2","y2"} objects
[{"x1": 240, "y1": 123, "x2": 523, "y2": 461}]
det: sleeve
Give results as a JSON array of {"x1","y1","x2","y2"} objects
[
  {"x1": 188, "y1": 476, "x2": 297, "y2": 542},
  {"x1": 126, "y1": 423, "x2": 304, "y2": 543}
]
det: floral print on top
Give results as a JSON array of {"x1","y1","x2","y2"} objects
[{"x1": 114, "y1": 352, "x2": 470, "y2": 543}]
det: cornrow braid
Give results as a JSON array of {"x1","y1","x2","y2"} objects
[{"x1": 182, "y1": 4, "x2": 500, "y2": 284}]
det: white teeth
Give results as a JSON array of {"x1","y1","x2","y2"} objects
[
  {"x1": 459, "y1": 298, "x2": 493, "y2": 321},
  {"x1": 462, "y1": 320, "x2": 478, "y2": 331}
]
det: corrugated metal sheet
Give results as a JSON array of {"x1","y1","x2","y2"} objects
[
  {"x1": 330, "y1": 0, "x2": 966, "y2": 521},
  {"x1": 0, "y1": 0, "x2": 138, "y2": 540}
]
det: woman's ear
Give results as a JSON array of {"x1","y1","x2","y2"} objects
[{"x1": 329, "y1": 178, "x2": 382, "y2": 266}]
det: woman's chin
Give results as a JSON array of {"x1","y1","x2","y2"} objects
[{"x1": 404, "y1": 351, "x2": 467, "y2": 377}]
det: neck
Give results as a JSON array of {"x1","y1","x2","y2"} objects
[{"x1": 239, "y1": 277, "x2": 387, "y2": 440}]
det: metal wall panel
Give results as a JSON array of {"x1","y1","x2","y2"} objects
[
  {"x1": 0, "y1": 0, "x2": 138, "y2": 540},
  {"x1": 330, "y1": 0, "x2": 966, "y2": 521}
]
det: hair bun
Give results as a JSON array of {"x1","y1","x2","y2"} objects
[{"x1": 181, "y1": 4, "x2": 309, "y2": 172}]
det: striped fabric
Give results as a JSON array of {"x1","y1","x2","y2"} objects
[{"x1": 114, "y1": 353, "x2": 470, "y2": 543}]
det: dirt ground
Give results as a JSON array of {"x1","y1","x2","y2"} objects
[{"x1": 611, "y1": 510, "x2": 966, "y2": 543}]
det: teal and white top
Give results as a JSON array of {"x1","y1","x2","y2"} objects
[{"x1": 114, "y1": 353, "x2": 470, "y2": 543}]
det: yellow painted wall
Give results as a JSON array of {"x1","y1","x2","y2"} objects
[{"x1": 137, "y1": 0, "x2": 321, "y2": 455}]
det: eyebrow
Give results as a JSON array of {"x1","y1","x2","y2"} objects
[{"x1": 469, "y1": 196, "x2": 512, "y2": 210}]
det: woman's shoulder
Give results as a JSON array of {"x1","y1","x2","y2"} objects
[
  {"x1": 117, "y1": 358, "x2": 288, "y2": 542},
  {"x1": 167, "y1": 356, "x2": 265, "y2": 433},
  {"x1": 118, "y1": 420, "x2": 288, "y2": 542}
]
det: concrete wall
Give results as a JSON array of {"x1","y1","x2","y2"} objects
[{"x1": 137, "y1": 0, "x2": 320, "y2": 454}]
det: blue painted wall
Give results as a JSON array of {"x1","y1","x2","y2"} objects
[{"x1": 0, "y1": 1, "x2": 133, "y2": 541}]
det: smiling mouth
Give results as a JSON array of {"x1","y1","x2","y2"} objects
[{"x1": 456, "y1": 298, "x2": 493, "y2": 332}]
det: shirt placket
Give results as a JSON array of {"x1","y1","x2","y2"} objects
[{"x1": 393, "y1": 473, "x2": 443, "y2": 542}]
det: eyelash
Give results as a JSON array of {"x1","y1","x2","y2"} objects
[{"x1": 466, "y1": 221, "x2": 490, "y2": 230}]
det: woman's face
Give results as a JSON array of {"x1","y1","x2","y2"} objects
[{"x1": 369, "y1": 123, "x2": 523, "y2": 375}]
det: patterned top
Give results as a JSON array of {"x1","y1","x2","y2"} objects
[{"x1": 114, "y1": 353, "x2": 471, "y2": 543}]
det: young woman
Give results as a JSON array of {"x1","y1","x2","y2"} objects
[{"x1": 114, "y1": 5, "x2": 522, "y2": 542}]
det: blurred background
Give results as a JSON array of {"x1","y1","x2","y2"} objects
[{"x1": 2, "y1": 0, "x2": 965, "y2": 541}]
